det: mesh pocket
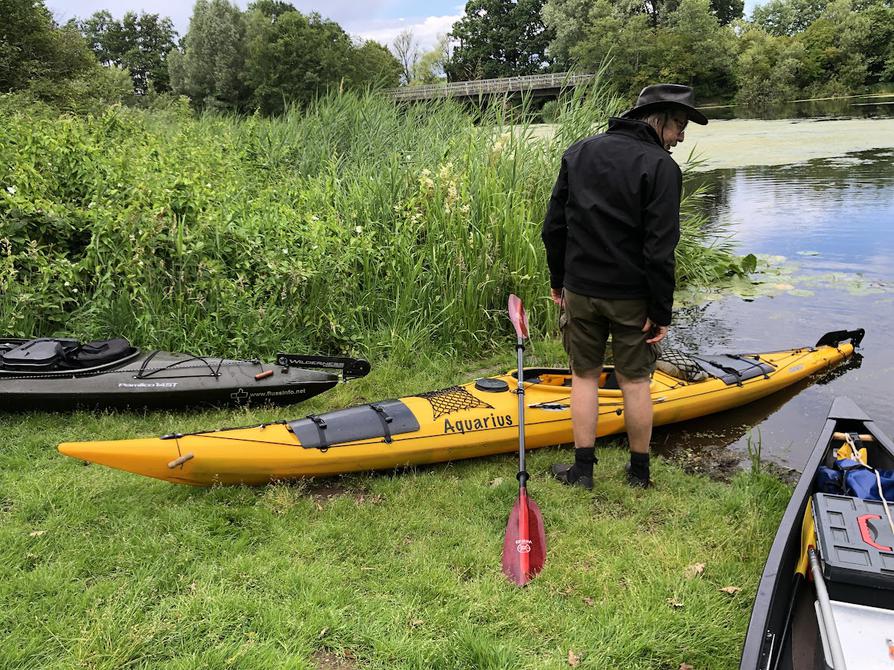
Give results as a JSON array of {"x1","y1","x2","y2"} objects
[
  {"x1": 414, "y1": 386, "x2": 494, "y2": 419},
  {"x1": 656, "y1": 349, "x2": 709, "y2": 382}
]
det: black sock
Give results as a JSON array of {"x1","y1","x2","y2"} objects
[
  {"x1": 629, "y1": 452, "x2": 650, "y2": 480},
  {"x1": 574, "y1": 447, "x2": 597, "y2": 478}
]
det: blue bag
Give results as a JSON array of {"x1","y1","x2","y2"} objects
[{"x1": 817, "y1": 457, "x2": 894, "y2": 502}]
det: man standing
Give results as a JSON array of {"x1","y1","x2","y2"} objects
[{"x1": 541, "y1": 84, "x2": 708, "y2": 489}]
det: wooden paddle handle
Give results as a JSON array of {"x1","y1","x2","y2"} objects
[
  {"x1": 832, "y1": 432, "x2": 875, "y2": 442},
  {"x1": 168, "y1": 452, "x2": 194, "y2": 468}
]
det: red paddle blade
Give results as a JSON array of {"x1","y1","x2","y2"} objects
[
  {"x1": 501, "y1": 488, "x2": 546, "y2": 586},
  {"x1": 508, "y1": 294, "x2": 529, "y2": 340}
]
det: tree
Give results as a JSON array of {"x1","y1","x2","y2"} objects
[
  {"x1": 658, "y1": 0, "x2": 737, "y2": 97},
  {"x1": 80, "y1": 10, "x2": 178, "y2": 94},
  {"x1": 392, "y1": 29, "x2": 419, "y2": 85},
  {"x1": 551, "y1": 0, "x2": 655, "y2": 92},
  {"x1": 543, "y1": 0, "x2": 740, "y2": 98},
  {"x1": 0, "y1": 0, "x2": 96, "y2": 92},
  {"x1": 244, "y1": 4, "x2": 355, "y2": 114},
  {"x1": 128, "y1": 12, "x2": 178, "y2": 93},
  {"x1": 348, "y1": 40, "x2": 402, "y2": 89},
  {"x1": 711, "y1": 0, "x2": 744, "y2": 25},
  {"x1": 541, "y1": 0, "x2": 591, "y2": 67},
  {"x1": 834, "y1": 0, "x2": 893, "y2": 87},
  {"x1": 79, "y1": 10, "x2": 121, "y2": 66},
  {"x1": 169, "y1": 0, "x2": 249, "y2": 110},
  {"x1": 413, "y1": 36, "x2": 450, "y2": 85},
  {"x1": 734, "y1": 27, "x2": 806, "y2": 105},
  {"x1": 750, "y1": 0, "x2": 827, "y2": 36},
  {"x1": 446, "y1": 0, "x2": 555, "y2": 80}
]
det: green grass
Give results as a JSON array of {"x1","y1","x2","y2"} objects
[
  {"x1": 0, "y1": 349, "x2": 792, "y2": 669},
  {"x1": 2, "y1": 73, "x2": 773, "y2": 669}
]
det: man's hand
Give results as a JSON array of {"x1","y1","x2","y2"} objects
[
  {"x1": 550, "y1": 288, "x2": 564, "y2": 307},
  {"x1": 643, "y1": 318, "x2": 667, "y2": 345}
]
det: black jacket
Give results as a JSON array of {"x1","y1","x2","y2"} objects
[{"x1": 542, "y1": 117, "x2": 682, "y2": 326}]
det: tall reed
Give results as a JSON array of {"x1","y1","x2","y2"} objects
[{"x1": 0, "y1": 79, "x2": 743, "y2": 360}]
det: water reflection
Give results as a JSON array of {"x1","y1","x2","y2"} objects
[
  {"x1": 658, "y1": 148, "x2": 894, "y2": 472},
  {"x1": 692, "y1": 148, "x2": 894, "y2": 278},
  {"x1": 704, "y1": 94, "x2": 894, "y2": 120}
]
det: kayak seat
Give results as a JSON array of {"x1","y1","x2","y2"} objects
[
  {"x1": 0, "y1": 337, "x2": 137, "y2": 372},
  {"x1": 1, "y1": 338, "x2": 79, "y2": 371},
  {"x1": 601, "y1": 371, "x2": 620, "y2": 390},
  {"x1": 62, "y1": 338, "x2": 137, "y2": 369}
]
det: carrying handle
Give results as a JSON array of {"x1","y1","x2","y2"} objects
[{"x1": 858, "y1": 514, "x2": 892, "y2": 551}]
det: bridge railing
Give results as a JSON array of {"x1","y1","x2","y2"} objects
[{"x1": 389, "y1": 71, "x2": 595, "y2": 101}]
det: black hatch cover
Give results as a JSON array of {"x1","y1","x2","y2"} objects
[{"x1": 288, "y1": 400, "x2": 420, "y2": 449}]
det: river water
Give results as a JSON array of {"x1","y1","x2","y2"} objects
[{"x1": 653, "y1": 114, "x2": 894, "y2": 473}]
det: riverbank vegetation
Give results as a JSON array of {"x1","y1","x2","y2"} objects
[{"x1": 0, "y1": 81, "x2": 747, "y2": 360}]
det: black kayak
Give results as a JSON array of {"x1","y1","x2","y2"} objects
[
  {"x1": 740, "y1": 397, "x2": 894, "y2": 670},
  {"x1": 0, "y1": 337, "x2": 370, "y2": 411}
]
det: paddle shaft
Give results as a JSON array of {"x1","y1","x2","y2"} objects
[
  {"x1": 515, "y1": 336, "x2": 531, "y2": 578},
  {"x1": 809, "y1": 548, "x2": 847, "y2": 670},
  {"x1": 516, "y1": 337, "x2": 527, "y2": 482}
]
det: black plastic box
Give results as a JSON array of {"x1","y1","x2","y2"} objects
[{"x1": 812, "y1": 492, "x2": 894, "y2": 609}]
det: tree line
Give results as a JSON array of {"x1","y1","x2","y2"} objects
[
  {"x1": 447, "y1": 0, "x2": 893, "y2": 105},
  {"x1": 1, "y1": 0, "x2": 404, "y2": 114},
  {"x1": 1, "y1": 0, "x2": 891, "y2": 113}
]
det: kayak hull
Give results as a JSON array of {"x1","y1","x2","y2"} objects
[
  {"x1": 1, "y1": 348, "x2": 339, "y2": 411},
  {"x1": 59, "y1": 338, "x2": 859, "y2": 486}
]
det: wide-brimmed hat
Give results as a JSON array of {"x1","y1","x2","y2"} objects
[{"x1": 621, "y1": 83, "x2": 708, "y2": 125}]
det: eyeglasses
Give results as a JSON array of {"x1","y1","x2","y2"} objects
[{"x1": 671, "y1": 117, "x2": 688, "y2": 133}]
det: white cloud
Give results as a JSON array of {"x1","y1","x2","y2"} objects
[{"x1": 348, "y1": 13, "x2": 463, "y2": 53}]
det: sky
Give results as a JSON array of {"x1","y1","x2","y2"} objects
[
  {"x1": 48, "y1": 0, "x2": 465, "y2": 53},
  {"x1": 49, "y1": 0, "x2": 762, "y2": 55}
]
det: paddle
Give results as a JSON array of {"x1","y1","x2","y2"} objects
[{"x1": 501, "y1": 294, "x2": 547, "y2": 586}]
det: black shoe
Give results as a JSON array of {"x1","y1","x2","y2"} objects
[
  {"x1": 625, "y1": 462, "x2": 652, "y2": 489},
  {"x1": 550, "y1": 463, "x2": 593, "y2": 490}
]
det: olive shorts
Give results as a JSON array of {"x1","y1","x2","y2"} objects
[{"x1": 560, "y1": 289, "x2": 658, "y2": 381}]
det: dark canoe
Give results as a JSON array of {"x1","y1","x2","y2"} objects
[
  {"x1": 740, "y1": 397, "x2": 894, "y2": 670},
  {"x1": 0, "y1": 337, "x2": 369, "y2": 411}
]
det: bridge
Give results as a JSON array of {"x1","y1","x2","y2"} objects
[{"x1": 388, "y1": 71, "x2": 595, "y2": 102}]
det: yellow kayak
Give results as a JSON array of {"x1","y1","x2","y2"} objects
[{"x1": 58, "y1": 329, "x2": 864, "y2": 486}]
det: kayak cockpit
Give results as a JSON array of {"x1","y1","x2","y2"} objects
[{"x1": 0, "y1": 337, "x2": 140, "y2": 376}]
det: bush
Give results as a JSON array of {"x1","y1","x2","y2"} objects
[{"x1": 539, "y1": 100, "x2": 559, "y2": 123}]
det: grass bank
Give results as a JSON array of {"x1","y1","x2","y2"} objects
[
  {"x1": 1, "y1": 77, "x2": 776, "y2": 669},
  {"x1": 0, "y1": 350, "x2": 790, "y2": 670}
]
